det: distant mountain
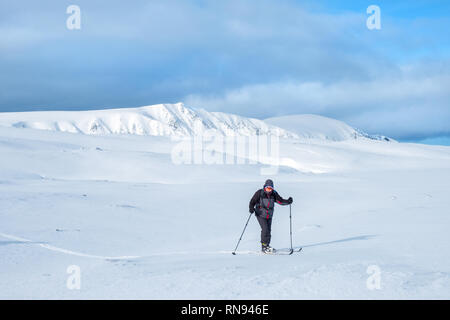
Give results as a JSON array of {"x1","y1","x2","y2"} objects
[
  {"x1": 0, "y1": 103, "x2": 295, "y2": 138},
  {"x1": 265, "y1": 114, "x2": 393, "y2": 142},
  {"x1": 0, "y1": 103, "x2": 391, "y2": 142}
]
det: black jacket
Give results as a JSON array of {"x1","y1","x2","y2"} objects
[{"x1": 249, "y1": 189, "x2": 290, "y2": 219}]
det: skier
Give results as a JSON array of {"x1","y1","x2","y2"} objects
[{"x1": 249, "y1": 179, "x2": 293, "y2": 253}]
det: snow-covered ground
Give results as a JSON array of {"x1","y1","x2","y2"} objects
[{"x1": 1, "y1": 105, "x2": 449, "y2": 299}]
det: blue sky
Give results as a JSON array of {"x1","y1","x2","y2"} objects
[{"x1": 0, "y1": 0, "x2": 449, "y2": 144}]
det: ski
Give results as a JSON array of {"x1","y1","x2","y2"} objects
[
  {"x1": 271, "y1": 247, "x2": 302, "y2": 255},
  {"x1": 232, "y1": 247, "x2": 302, "y2": 255}
]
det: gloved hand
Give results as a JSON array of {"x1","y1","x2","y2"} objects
[
  {"x1": 288, "y1": 197, "x2": 293, "y2": 204},
  {"x1": 249, "y1": 207, "x2": 255, "y2": 214}
]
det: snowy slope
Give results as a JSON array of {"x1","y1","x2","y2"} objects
[
  {"x1": 0, "y1": 103, "x2": 295, "y2": 138},
  {"x1": 265, "y1": 114, "x2": 392, "y2": 141},
  {"x1": 0, "y1": 111, "x2": 450, "y2": 299}
]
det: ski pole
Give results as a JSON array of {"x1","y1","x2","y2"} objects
[
  {"x1": 232, "y1": 213, "x2": 252, "y2": 255},
  {"x1": 289, "y1": 204, "x2": 293, "y2": 252}
]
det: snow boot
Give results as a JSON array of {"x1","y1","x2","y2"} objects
[{"x1": 261, "y1": 243, "x2": 274, "y2": 254}]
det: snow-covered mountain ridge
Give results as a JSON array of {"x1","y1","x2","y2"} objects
[
  {"x1": 0, "y1": 103, "x2": 294, "y2": 138},
  {"x1": 0, "y1": 102, "x2": 390, "y2": 142},
  {"x1": 265, "y1": 114, "x2": 392, "y2": 142}
]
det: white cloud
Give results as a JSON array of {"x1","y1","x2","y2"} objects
[{"x1": 185, "y1": 62, "x2": 450, "y2": 139}]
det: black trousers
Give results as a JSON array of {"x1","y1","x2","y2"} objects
[{"x1": 256, "y1": 215, "x2": 272, "y2": 245}]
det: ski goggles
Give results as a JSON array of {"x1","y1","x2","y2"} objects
[{"x1": 264, "y1": 186, "x2": 273, "y2": 192}]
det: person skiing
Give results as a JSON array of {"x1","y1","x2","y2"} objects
[{"x1": 249, "y1": 179, "x2": 293, "y2": 253}]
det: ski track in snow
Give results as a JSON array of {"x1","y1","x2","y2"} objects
[
  {"x1": 0, "y1": 232, "x2": 141, "y2": 260},
  {"x1": 0, "y1": 232, "x2": 266, "y2": 260}
]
